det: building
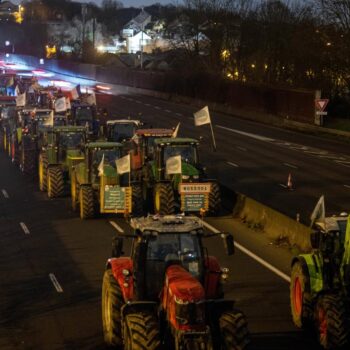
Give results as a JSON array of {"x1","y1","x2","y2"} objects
[
  {"x1": 122, "y1": 9, "x2": 151, "y2": 38},
  {"x1": 126, "y1": 31, "x2": 152, "y2": 54},
  {"x1": 0, "y1": 0, "x2": 17, "y2": 21}
]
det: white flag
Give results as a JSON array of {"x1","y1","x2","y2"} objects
[
  {"x1": 172, "y1": 122, "x2": 180, "y2": 138},
  {"x1": 98, "y1": 154, "x2": 105, "y2": 177},
  {"x1": 194, "y1": 106, "x2": 211, "y2": 126},
  {"x1": 15, "y1": 85, "x2": 20, "y2": 96},
  {"x1": 86, "y1": 93, "x2": 96, "y2": 106},
  {"x1": 55, "y1": 97, "x2": 67, "y2": 112},
  {"x1": 16, "y1": 92, "x2": 26, "y2": 107},
  {"x1": 43, "y1": 111, "x2": 54, "y2": 126},
  {"x1": 166, "y1": 155, "x2": 182, "y2": 175},
  {"x1": 116, "y1": 154, "x2": 130, "y2": 174},
  {"x1": 310, "y1": 195, "x2": 325, "y2": 227},
  {"x1": 66, "y1": 97, "x2": 71, "y2": 110}
]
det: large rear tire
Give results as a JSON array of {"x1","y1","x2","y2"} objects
[
  {"x1": 315, "y1": 294, "x2": 349, "y2": 349},
  {"x1": 209, "y1": 182, "x2": 221, "y2": 215},
  {"x1": 102, "y1": 268, "x2": 123, "y2": 347},
  {"x1": 47, "y1": 166, "x2": 64, "y2": 198},
  {"x1": 123, "y1": 312, "x2": 161, "y2": 350},
  {"x1": 290, "y1": 261, "x2": 313, "y2": 329},
  {"x1": 79, "y1": 185, "x2": 95, "y2": 219},
  {"x1": 153, "y1": 183, "x2": 175, "y2": 215},
  {"x1": 21, "y1": 148, "x2": 37, "y2": 176},
  {"x1": 132, "y1": 184, "x2": 143, "y2": 216},
  {"x1": 39, "y1": 153, "x2": 48, "y2": 191},
  {"x1": 219, "y1": 310, "x2": 250, "y2": 350}
]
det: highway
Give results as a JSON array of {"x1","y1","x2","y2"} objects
[{"x1": 1, "y1": 62, "x2": 342, "y2": 349}]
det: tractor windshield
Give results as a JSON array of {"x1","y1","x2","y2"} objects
[
  {"x1": 92, "y1": 148, "x2": 121, "y2": 169},
  {"x1": 59, "y1": 132, "x2": 85, "y2": 149},
  {"x1": 76, "y1": 108, "x2": 93, "y2": 123},
  {"x1": 111, "y1": 123, "x2": 136, "y2": 142},
  {"x1": 147, "y1": 233, "x2": 202, "y2": 277},
  {"x1": 163, "y1": 144, "x2": 197, "y2": 165}
]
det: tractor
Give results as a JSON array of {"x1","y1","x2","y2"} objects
[
  {"x1": 38, "y1": 126, "x2": 86, "y2": 198},
  {"x1": 141, "y1": 137, "x2": 221, "y2": 215},
  {"x1": 102, "y1": 215, "x2": 250, "y2": 350},
  {"x1": 71, "y1": 101, "x2": 99, "y2": 138},
  {"x1": 290, "y1": 214, "x2": 350, "y2": 349},
  {"x1": 70, "y1": 142, "x2": 143, "y2": 219},
  {"x1": 105, "y1": 119, "x2": 141, "y2": 143}
]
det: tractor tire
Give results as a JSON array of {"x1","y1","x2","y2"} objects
[
  {"x1": 39, "y1": 153, "x2": 48, "y2": 191},
  {"x1": 132, "y1": 184, "x2": 143, "y2": 216},
  {"x1": 209, "y1": 182, "x2": 221, "y2": 215},
  {"x1": 21, "y1": 149, "x2": 37, "y2": 176},
  {"x1": 79, "y1": 185, "x2": 95, "y2": 219},
  {"x1": 290, "y1": 261, "x2": 313, "y2": 329},
  {"x1": 102, "y1": 268, "x2": 123, "y2": 347},
  {"x1": 123, "y1": 312, "x2": 160, "y2": 350},
  {"x1": 47, "y1": 167, "x2": 64, "y2": 198},
  {"x1": 219, "y1": 310, "x2": 250, "y2": 350},
  {"x1": 315, "y1": 294, "x2": 349, "y2": 349},
  {"x1": 12, "y1": 142, "x2": 20, "y2": 165},
  {"x1": 153, "y1": 183, "x2": 175, "y2": 215},
  {"x1": 70, "y1": 173, "x2": 79, "y2": 212}
]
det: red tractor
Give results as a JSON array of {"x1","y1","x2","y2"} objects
[{"x1": 102, "y1": 215, "x2": 250, "y2": 350}]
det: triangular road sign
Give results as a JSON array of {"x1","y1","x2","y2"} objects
[{"x1": 315, "y1": 99, "x2": 329, "y2": 112}]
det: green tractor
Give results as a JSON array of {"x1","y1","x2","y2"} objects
[
  {"x1": 290, "y1": 214, "x2": 350, "y2": 349},
  {"x1": 38, "y1": 126, "x2": 86, "y2": 198},
  {"x1": 70, "y1": 142, "x2": 143, "y2": 219},
  {"x1": 142, "y1": 137, "x2": 221, "y2": 215}
]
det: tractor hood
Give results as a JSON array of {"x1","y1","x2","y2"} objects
[{"x1": 181, "y1": 162, "x2": 199, "y2": 177}]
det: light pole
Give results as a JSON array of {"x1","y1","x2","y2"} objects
[
  {"x1": 140, "y1": 24, "x2": 144, "y2": 69},
  {"x1": 5, "y1": 41, "x2": 14, "y2": 53}
]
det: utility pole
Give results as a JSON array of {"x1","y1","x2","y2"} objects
[
  {"x1": 92, "y1": 17, "x2": 96, "y2": 49},
  {"x1": 140, "y1": 23, "x2": 144, "y2": 69},
  {"x1": 81, "y1": 4, "x2": 87, "y2": 45}
]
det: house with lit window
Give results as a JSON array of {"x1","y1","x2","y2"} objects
[{"x1": 0, "y1": 0, "x2": 17, "y2": 21}]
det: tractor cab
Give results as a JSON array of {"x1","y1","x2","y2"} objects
[
  {"x1": 106, "y1": 119, "x2": 141, "y2": 143},
  {"x1": 34, "y1": 109, "x2": 54, "y2": 132},
  {"x1": 73, "y1": 104, "x2": 95, "y2": 126}
]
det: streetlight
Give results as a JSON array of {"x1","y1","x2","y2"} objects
[{"x1": 5, "y1": 40, "x2": 14, "y2": 53}]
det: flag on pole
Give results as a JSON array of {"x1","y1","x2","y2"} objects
[
  {"x1": 194, "y1": 106, "x2": 211, "y2": 126},
  {"x1": 172, "y1": 122, "x2": 180, "y2": 138},
  {"x1": 166, "y1": 155, "x2": 182, "y2": 175},
  {"x1": 98, "y1": 154, "x2": 105, "y2": 177},
  {"x1": 43, "y1": 110, "x2": 54, "y2": 127},
  {"x1": 86, "y1": 92, "x2": 96, "y2": 106},
  {"x1": 55, "y1": 97, "x2": 67, "y2": 112},
  {"x1": 16, "y1": 92, "x2": 26, "y2": 107},
  {"x1": 15, "y1": 85, "x2": 20, "y2": 96},
  {"x1": 71, "y1": 85, "x2": 81, "y2": 100},
  {"x1": 116, "y1": 154, "x2": 131, "y2": 174},
  {"x1": 310, "y1": 195, "x2": 325, "y2": 227},
  {"x1": 66, "y1": 97, "x2": 71, "y2": 110}
]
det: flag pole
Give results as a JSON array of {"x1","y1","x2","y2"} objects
[{"x1": 209, "y1": 122, "x2": 217, "y2": 152}]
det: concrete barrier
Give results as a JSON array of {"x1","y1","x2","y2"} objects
[{"x1": 233, "y1": 193, "x2": 312, "y2": 252}]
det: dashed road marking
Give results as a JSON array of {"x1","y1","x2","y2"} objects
[
  {"x1": 200, "y1": 220, "x2": 290, "y2": 283},
  {"x1": 279, "y1": 184, "x2": 288, "y2": 188},
  {"x1": 175, "y1": 113, "x2": 183, "y2": 117},
  {"x1": 2, "y1": 189, "x2": 9, "y2": 198},
  {"x1": 20, "y1": 222, "x2": 30, "y2": 235},
  {"x1": 226, "y1": 161, "x2": 239, "y2": 168},
  {"x1": 109, "y1": 221, "x2": 124, "y2": 233},
  {"x1": 154, "y1": 106, "x2": 161, "y2": 110},
  {"x1": 344, "y1": 185, "x2": 350, "y2": 189},
  {"x1": 164, "y1": 109, "x2": 171, "y2": 113},
  {"x1": 216, "y1": 125, "x2": 274, "y2": 142},
  {"x1": 236, "y1": 146, "x2": 247, "y2": 152},
  {"x1": 283, "y1": 163, "x2": 298, "y2": 169},
  {"x1": 145, "y1": 103, "x2": 151, "y2": 107},
  {"x1": 135, "y1": 100, "x2": 141, "y2": 104},
  {"x1": 49, "y1": 273, "x2": 64, "y2": 293}
]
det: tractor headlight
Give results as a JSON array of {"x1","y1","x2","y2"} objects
[
  {"x1": 175, "y1": 299, "x2": 205, "y2": 326},
  {"x1": 193, "y1": 175, "x2": 199, "y2": 180},
  {"x1": 182, "y1": 175, "x2": 190, "y2": 180}
]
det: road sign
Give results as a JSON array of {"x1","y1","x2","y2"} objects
[
  {"x1": 315, "y1": 99, "x2": 329, "y2": 112},
  {"x1": 179, "y1": 183, "x2": 211, "y2": 212}
]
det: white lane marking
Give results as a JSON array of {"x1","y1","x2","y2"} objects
[
  {"x1": 154, "y1": 106, "x2": 161, "y2": 110},
  {"x1": 49, "y1": 273, "x2": 64, "y2": 293},
  {"x1": 176, "y1": 113, "x2": 183, "y2": 117},
  {"x1": 20, "y1": 222, "x2": 30, "y2": 235},
  {"x1": 279, "y1": 184, "x2": 288, "y2": 188},
  {"x1": 344, "y1": 185, "x2": 350, "y2": 189},
  {"x1": 216, "y1": 125, "x2": 274, "y2": 142},
  {"x1": 236, "y1": 146, "x2": 247, "y2": 152},
  {"x1": 226, "y1": 161, "x2": 239, "y2": 168},
  {"x1": 283, "y1": 163, "x2": 298, "y2": 169},
  {"x1": 135, "y1": 100, "x2": 141, "y2": 104},
  {"x1": 145, "y1": 103, "x2": 151, "y2": 107},
  {"x1": 164, "y1": 109, "x2": 171, "y2": 113},
  {"x1": 109, "y1": 221, "x2": 124, "y2": 233},
  {"x1": 2, "y1": 189, "x2": 9, "y2": 198},
  {"x1": 200, "y1": 220, "x2": 290, "y2": 283}
]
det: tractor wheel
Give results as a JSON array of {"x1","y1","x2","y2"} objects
[
  {"x1": 123, "y1": 312, "x2": 160, "y2": 350},
  {"x1": 12, "y1": 143, "x2": 20, "y2": 165},
  {"x1": 39, "y1": 153, "x2": 48, "y2": 191},
  {"x1": 47, "y1": 167, "x2": 64, "y2": 198},
  {"x1": 219, "y1": 310, "x2": 250, "y2": 350},
  {"x1": 79, "y1": 185, "x2": 95, "y2": 219},
  {"x1": 70, "y1": 173, "x2": 79, "y2": 212},
  {"x1": 21, "y1": 149, "x2": 37, "y2": 176},
  {"x1": 102, "y1": 268, "x2": 123, "y2": 347},
  {"x1": 153, "y1": 183, "x2": 175, "y2": 215},
  {"x1": 290, "y1": 261, "x2": 313, "y2": 329},
  {"x1": 315, "y1": 294, "x2": 349, "y2": 349},
  {"x1": 132, "y1": 184, "x2": 143, "y2": 216},
  {"x1": 209, "y1": 182, "x2": 221, "y2": 215}
]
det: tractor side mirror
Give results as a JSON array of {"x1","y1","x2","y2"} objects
[
  {"x1": 310, "y1": 230, "x2": 321, "y2": 249},
  {"x1": 222, "y1": 233, "x2": 235, "y2": 256},
  {"x1": 111, "y1": 236, "x2": 124, "y2": 257}
]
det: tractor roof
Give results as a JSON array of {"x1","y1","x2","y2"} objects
[
  {"x1": 154, "y1": 137, "x2": 199, "y2": 145},
  {"x1": 107, "y1": 119, "x2": 141, "y2": 125},
  {"x1": 136, "y1": 128, "x2": 173, "y2": 137},
  {"x1": 87, "y1": 141, "x2": 123, "y2": 149},
  {"x1": 130, "y1": 215, "x2": 204, "y2": 234},
  {"x1": 52, "y1": 126, "x2": 86, "y2": 133},
  {"x1": 315, "y1": 216, "x2": 348, "y2": 232}
]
